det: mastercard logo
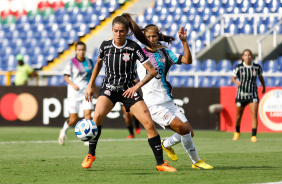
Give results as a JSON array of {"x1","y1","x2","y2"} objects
[
  {"x1": 259, "y1": 89, "x2": 282, "y2": 131},
  {"x1": 0, "y1": 93, "x2": 38, "y2": 121}
]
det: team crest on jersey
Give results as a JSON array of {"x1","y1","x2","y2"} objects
[
  {"x1": 104, "y1": 90, "x2": 111, "y2": 96},
  {"x1": 123, "y1": 53, "x2": 130, "y2": 62},
  {"x1": 252, "y1": 70, "x2": 257, "y2": 76},
  {"x1": 163, "y1": 112, "x2": 171, "y2": 121}
]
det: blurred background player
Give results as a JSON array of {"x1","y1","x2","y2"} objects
[
  {"x1": 58, "y1": 41, "x2": 97, "y2": 145},
  {"x1": 232, "y1": 49, "x2": 265, "y2": 142},
  {"x1": 121, "y1": 103, "x2": 141, "y2": 139},
  {"x1": 14, "y1": 54, "x2": 37, "y2": 86},
  {"x1": 84, "y1": 13, "x2": 176, "y2": 172},
  {"x1": 136, "y1": 24, "x2": 213, "y2": 169}
]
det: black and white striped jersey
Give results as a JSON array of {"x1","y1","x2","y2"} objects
[
  {"x1": 98, "y1": 39, "x2": 149, "y2": 91},
  {"x1": 232, "y1": 62, "x2": 263, "y2": 100}
]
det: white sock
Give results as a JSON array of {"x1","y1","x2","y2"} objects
[
  {"x1": 62, "y1": 121, "x2": 70, "y2": 133},
  {"x1": 181, "y1": 133, "x2": 200, "y2": 164},
  {"x1": 163, "y1": 133, "x2": 181, "y2": 148}
]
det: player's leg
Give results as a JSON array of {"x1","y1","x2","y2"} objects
[
  {"x1": 133, "y1": 116, "x2": 141, "y2": 135},
  {"x1": 130, "y1": 101, "x2": 176, "y2": 172},
  {"x1": 58, "y1": 100, "x2": 79, "y2": 145},
  {"x1": 121, "y1": 105, "x2": 135, "y2": 139},
  {"x1": 82, "y1": 96, "x2": 114, "y2": 168},
  {"x1": 249, "y1": 102, "x2": 259, "y2": 142},
  {"x1": 82, "y1": 100, "x2": 95, "y2": 146},
  {"x1": 233, "y1": 104, "x2": 246, "y2": 140}
]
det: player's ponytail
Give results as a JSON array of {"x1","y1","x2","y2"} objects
[{"x1": 112, "y1": 13, "x2": 158, "y2": 51}]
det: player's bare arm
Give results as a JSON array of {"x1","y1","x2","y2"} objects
[
  {"x1": 178, "y1": 27, "x2": 192, "y2": 64},
  {"x1": 123, "y1": 61, "x2": 157, "y2": 98},
  {"x1": 85, "y1": 58, "x2": 103, "y2": 101}
]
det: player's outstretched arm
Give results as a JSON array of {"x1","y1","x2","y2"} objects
[
  {"x1": 178, "y1": 27, "x2": 192, "y2": 64},
  {"x1": 259, "y1": 75, "x2": 265, "y2": 94}
]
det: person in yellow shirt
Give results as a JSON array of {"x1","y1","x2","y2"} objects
[{"x1": 14, "y1": 54, "x2": 36, "y2": 86}]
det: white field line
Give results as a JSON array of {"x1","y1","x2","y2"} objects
[
  {"x1": 254, "y1": 181, "x2": 282, "y2": 184},
  {"x1": 0, "y1": 137, "x2": 281, "y2": 144}
]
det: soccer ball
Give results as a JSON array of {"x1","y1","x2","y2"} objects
[{"x1": 75, "y1": 119, "x2": 98, "y2": 141}]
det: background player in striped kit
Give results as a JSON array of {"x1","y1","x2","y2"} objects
[
  {"x1": 136, "y1": 24, "x2": 214, "y2": 169},
  {"x1": 58, "y1": 41, "x2": 97, "y2": 145},
  {"x1": 83, "y1": 13, "x2": 176, "y2": 172},
  {"x1": 232, "y1": 49, "x2": 265, "y2": 142}
]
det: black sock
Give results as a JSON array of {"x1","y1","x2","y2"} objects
[
  {"x1": 252, "y1": 128, "x2": 257, "y2": 136},
  {"x1": 88, "y1": 125, "x2": 102, "y2": 156},
  {"x1": 236, "y1": 126, "x2": 240, "y2": 133},
  {"x1": 148, "y1": 134, "x2": 164, "y2": 166},
  {"x1": 133, "y1": 117, "x2": 140, "y2": 129},
  {"x1": 127, "y1": 126, "x2": 134, "y2": 135}
]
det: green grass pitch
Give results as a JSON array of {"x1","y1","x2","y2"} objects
[{"x1": 0, "y1": 127, "x2": 281, "y2": 184}]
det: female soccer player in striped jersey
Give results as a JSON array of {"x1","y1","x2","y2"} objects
[
  {"x1": 136, "y1": 24, "x2": 213, "y2": 169},
  {"x1": 232, "y1": 49, "x2": 265, "y2": 142},
  {"x1": 83, "y1": 13, "x2": 176, "y2": 172}
]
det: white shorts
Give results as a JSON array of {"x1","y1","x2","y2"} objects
[
  {"x1": 148, "y1": 101, "x2": 188, "y2": 129},
  {"x1": 68, "y1": 99, "x2": 94, "y2": 114}
]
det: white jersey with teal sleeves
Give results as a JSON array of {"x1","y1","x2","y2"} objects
[
  {"x1": 136, "y1": 47, "x2": 183, "y2": 107},
  {"x1": 63, "y1": 57, "x2": 94, "y2": 101}
]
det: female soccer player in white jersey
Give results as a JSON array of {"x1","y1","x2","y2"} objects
[
  {"x1": 232, "y1": 49, "x2": 265, "y2": 142},
  {"x1": 83, "y1": 14, "x2": 176, "y2": 172},
  {"x1": 136, "y1": 24, "x2": 213, "y2": 169},
  {"x1": 58, "y1": 41, "x2": 97, "y2": 145}
]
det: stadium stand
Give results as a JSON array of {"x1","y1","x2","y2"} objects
[{"x1": 0, "y1": 0, "x2": 281, "y2": 87}]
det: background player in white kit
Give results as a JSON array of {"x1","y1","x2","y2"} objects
[
  {"x1": 58, "y1": 41, "x2": 97, "y2": 145},
  {"x1": 136, "y1": 24, "x2": 213, "y2": 169}
]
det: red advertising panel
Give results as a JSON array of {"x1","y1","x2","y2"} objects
[{"x1": 220, "y1": 87, "x2": 282, "y2": 132}]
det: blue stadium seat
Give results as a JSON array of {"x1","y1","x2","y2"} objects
[
  {"x1": 30, "y1": 15, "x2": 43, "y2": 25},
  {"x1": 167, "y1": 0, "x2": 181, "y2": 13},
  {"x1": 184, "y1": 76, "x2": 194, "y2": 87},
  {"x1": 202, "y1": 59, "x2": 216, "y2": 72},
  {"x1": 0, "y1": 75, "x2": 6, "y2": 85},
  {"x1": 0, "y1": 47, "x2": 12, "y2": 57},
  {"x1": 98, "y1": 7, "x2": 110, "y2": 21},
  {"x1": 265, "y1": 17, "x2": 278, "y2": 29},
  {"x1": 254, "y1": 0, "x2": 266, "y2": 13},
  {"x1": 93, "y1": 0, "x2": 106, "y2": 12},
  {"x1": 264, "y1": 60, "x2": 277, "y2": 73},
  {"x1": 17, "y1": 15, "x2": 29, "y2": 25},
  {"x1": 107, "y1": 0, "x2": 120, "y2": 13},
  {"x1": 70, "y1": 13, "x2": 85, "y2": 24},
  {"x1": 168, "y1": 76, "x2": 186, "y2": 87},
  {"x1": 182, "y1": 0, "x2": 194, "y2": 13},
  {"x1": 201, "y1": 8, "x2": 212, "y2": 22},
  {"x1": 54, "y1": 39, "x2": 68, "y2": 53},
  {"x1": 268, "y1": 0, "x2": 281, "y2": 13},
  {"x1": 275, "y1": 77, "x2": 282, "y2": 86},
  {"x1": 57, "y1": 14, "x2": 71, "y2": 24},
  {"x1": 86, "y1": 14, "x2": 100, "y2": 28},
  {"x1": 48, "y1": 30, "x2": 63, "y2": 40},
  {"x1": 199, "y1": 77, "x2": 213, "y2": 87},
  {"x1": 240, "y1": 0, "x2": 251, "y2": 13},
  {"x1": 236, "y1": 17, "x2": 249, "y2": 29},
  {"x1": 217, "y1": 59, "x2": 232, "y2": 72},
  {"x1": 196, "y1": 0, "x2": 208, "y2": 13},
  {"x1": 225, "y1": 24, "x2": 239, "y2": 35},
  {"x1": 162, "y1": 15, "x2": 174, "y2": 30},
  {"x1": 6, "y1": 30, "x2": 20, "y2": 40},
  {"x1": 55, "y1": 7, "x2": 67, "y2": 17},
  {"x1": 75, "y1": 23, "x2": 90, "y2": 36},
  {"x1": 171, "y1": 7, "x2": 183, "y2": 22},
  {"x1": 63, "y1": 30, "x2": 79, "y2": 44},
  {"x1": 210, "y1": 0, "x2": 222, "y2": 13},
  {"x1": 264, "y1": 77, "x2": 276, "y2": 86},
  {"x1": 257, "y1": 24, "x2": 268, "y2": 34},
  {"x1": 187, "y1": 60, "x2": 201, "y2": 72},
  {"x1": 225, "y1": 0, "x2": 237, "y2": 13},
  {"x1": 233, "y1": 59, "x2": 242, "y2": 69},
  {"x1": 43, "y1": 14, "x2": 57, "y2": 26},
  {"x1": 240, "y1": 24, "x2": 253, "y2": 34},
  {"x1": 27, "y1": 46, "x2": 42, "y2": 56},
  {"x1": 187, "y1": 7, "x2": 198, "y2": 21},
  {"x1": 0, "y1": 38, "x2": 9, "y2": 48},
  {"x1": 195, "y1": 40, "x2": 204, "y2": 53},
  {"x1": 214, "y1": 77, "x2": 229, "y2": 87},
  {"x1": 154, "y1": 0, "x2": 166, "y2": 12},
  {"x1": 144, "y1": 8, "x2": 155, "y2": 22},
  {"x1": 277, "y1": 56, "x2": 282, "y2": 71}
]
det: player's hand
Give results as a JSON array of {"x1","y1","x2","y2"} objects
[
  {"x1": 262, "y1": 88, "x2": 265, "y2": 95},
  {"x1": 123, "y1": 85, "x2": 139, "y2": 98},
  {"x1": 72, "y1": 84, "x2": 79, "y2": 91},
  {"x1": 178, "y1": 27, "x2": 187, "y2": 42},
  {"x1": 85, "y1": 85, "x2": 93, "y2": 102}
]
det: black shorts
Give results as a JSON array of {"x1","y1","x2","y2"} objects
[
  {"x1": 99, "y1": 88, "x2": 143, "y2": 112},
  {"x1": 235, "y1": 98, "x2": 259, "y2": 107}
]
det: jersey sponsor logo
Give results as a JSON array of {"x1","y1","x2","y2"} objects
[
  {"x1": 259, "y1": 89, "x2": 282, "y2": 131},
  {"x1": 122, "y1": 53, "x2": 130, "y2": 62},
  {"x1": 104, "y1": 90, "x2": 111, "y2": 96},
  {"x1": 104, "y1": 45, "x2": 113, "y2": 49},
  {"x1": 124, "y1": 46, "x2": 134, "y2": 51}
]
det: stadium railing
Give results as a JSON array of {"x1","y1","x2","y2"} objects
[{"x1": 191, "y1": 13, "x2": 282, "y2": 59}]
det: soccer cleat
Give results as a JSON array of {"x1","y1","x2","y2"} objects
[
  {"x1": 156, "y1": 162, "x2": 177, "y2": 172},
  {"x1": 192, "y1": 160, "x2": 214, "y2": 170},
  {"x1": 81, "y1": 154, "x2": 96, "y2": 168},
  {"x1": 127, "y1": 135, "x2": 134, "y2": 139},
  {"x1": 135, "y1": 127, "x2": 141, "y2": 135},
  {"x1": 58, "y1": 130, "x2": 66, "y2": 145},
  {"x1": 232, "y1": 132, "x2": 240, "y2": 141},
  {"x1": 161, "y1": 140, "x2": 178, "y2": 161},
  {"x1": 251, "y1": 136, "x2": 257, "y2": 142}
]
